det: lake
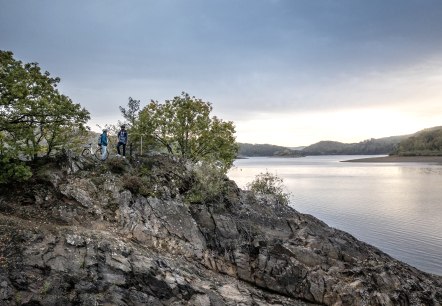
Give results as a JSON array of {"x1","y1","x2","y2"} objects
[{"x1": 228, "y1": 156, "x2": 442, "y2": 276}]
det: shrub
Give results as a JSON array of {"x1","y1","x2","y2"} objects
[
  {"x1": 106, "y1": 158, "x2": 127, "y2": 174},
  {"x1": 122, "y1": 174, "x2": 153, "y2": 197},
  {"x1": 185, "y1": 161, "x2": 226, "y2": 204},
  {"x1": 247, "y1": 171, "x2": 290, "y2": 205},
  {"x1": 122, "y1": 174, "x2": 143, "y2": 194},
  {"x1": 0, "y1": 155, "x2": 32, "y2": 184}
]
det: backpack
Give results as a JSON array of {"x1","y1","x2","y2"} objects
[{"x1": 98, "y1": 134, "x2": 102, "y2": 146}]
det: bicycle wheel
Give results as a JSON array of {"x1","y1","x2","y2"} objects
[
  {"x1": 94, "y1": 147, "x2": 101, "y2": 160},
  {"x1": 81, "y1": 148, "x2": 91, "y2": 158},
  {"x1": 95, "y1": 146, "x2": 108, "y2": 160}
]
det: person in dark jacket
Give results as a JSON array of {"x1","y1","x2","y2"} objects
[
  {"x1": 100, "y1": 129, "x2": 108, "y2": 161},
  {"x1": 116, "y1": 125, "x2": 128, "y2": 158}
]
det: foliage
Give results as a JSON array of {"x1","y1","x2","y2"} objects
[
  {"x1": 106, "y1": 158, "x2": 128, "y2": 174},
  {"x1": 0, "y1": 154, "x2": 32, "y2": 184},
  {"x1": 185, "y1": 161, "x2": 227, "y2": 204},
  {"x1": 238, "y1": 143, "x2": 304, "y2": 157},
  {"x1": 118, "y1": 97, "x2": 146, "y2": 156},
  {"x1": 134, "y1": 92, "x2": 238, "y2": 170},
  {"x1": 122, "y1": 174, "x2": 153, "y2": 196},
  {"x1": 119, "y1": 97, "x2": 140, "y2": 129},
  {"x1": 247, "y1": 171, "x2": 290, "y2": 205},
  {"x1": 392, "y1": 126, "x2": 442, "y2": 156},
  {"x1": 119, "y1": 154, "x2": 189, "y2": 199},
  {"x1": 122, "y1": 174, "x2": 143, "y2": 194},
  {"x1": 0, "y1": 50, "x2": 90, "y2": 163}
]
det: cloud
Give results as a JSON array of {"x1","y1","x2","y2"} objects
[{"x1": 2, "y1": 0, "x2": 442, "y2": 144}]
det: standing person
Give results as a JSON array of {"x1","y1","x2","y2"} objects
[
  {"x1": 100, "y1": 129, "x2": 108, "y2": 161},
  {"x1": 116, "y1": 125, "x2": 128, "y2": 158}
]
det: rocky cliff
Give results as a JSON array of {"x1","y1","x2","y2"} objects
[{"x1": 0, "y1": 152, "x2": 441, "y2": 305}]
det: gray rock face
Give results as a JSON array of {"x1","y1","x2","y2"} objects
[{"x1": 0, "y1": 154, "x2": 441, "y2": 305}]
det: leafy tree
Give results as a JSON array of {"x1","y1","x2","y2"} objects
[
  {"x1": 117, "y1": 97, "x2": 141, "y2": 156},
  {"x1": 119, "y1": 97, "x2": 140, "y2": 128},
  {"x1": 0, "y1": 50, "x2": 90, "y2": 161},
  {"x1": 134, "y1": 92, "x2": 238, "y2": 170},
  {"x1": 0, "y1": 50, "x2": 90, "y2": 183},
  {"x1": 247, "y1": 171, "x2": 290, "y2": 205}
]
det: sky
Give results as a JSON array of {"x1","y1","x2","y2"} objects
[{"x1": 1, "y1": 0, "x2": 442, "y2": 147}]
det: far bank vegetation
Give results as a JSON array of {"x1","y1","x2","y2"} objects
[
  {"x1": 238, "y1": 143, "x2": 304, "y2": 157},
  {"x1": 302, "y1": 136, "x2": 408, "y2": 155},
  {"x1": 392, "y1": 126, "x2": 442, "y2": 156}
]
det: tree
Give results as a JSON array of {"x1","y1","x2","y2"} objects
[
  {"x1": 0, "y1": 50, "x2": 90, "y2": 183},
  {"x1": 0, "y1": 50, "x2": 90, "y2": 161},
  {"x1": 119, "y1": 97, "x2": 140, "y2": 128},
  {"x1": 134, "y1": 92, "x2": 238, "y2": 170}
]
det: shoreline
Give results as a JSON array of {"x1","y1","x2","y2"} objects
[{"x1": 342, "y1": 155, "x2": 442, "y2": 163}]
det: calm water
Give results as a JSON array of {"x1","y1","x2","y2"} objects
[{"x1": 228, "y1": 156, "x2": 442, "y2": 276}]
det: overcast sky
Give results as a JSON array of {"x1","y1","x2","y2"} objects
[{"x1": 2, "y1": 0, "x2": 442, "y2": 146}]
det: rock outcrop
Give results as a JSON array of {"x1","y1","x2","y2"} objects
[{"x1": 0, "y1": 152, "x2": 441, "y2": 305}]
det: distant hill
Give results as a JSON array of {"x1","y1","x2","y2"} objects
[
  {"x1": 238, "y1": 143, "x2": 304, "y2": 157},
  {"x1": 239, "y1": 126, "x2": 442, "y2": 157},
  {"x1": 392, "y1": 126, "x2": 442, "y2": 156},
  {"x1": 302, "y1": 135, "x2": 409, "y2": 155},
  {"x1": 289, "y1": 146, "x2": 306, "y2": 151}
]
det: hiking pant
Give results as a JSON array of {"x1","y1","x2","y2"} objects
[
  {"x1": 117, "y1": 142, "x2": 126, "y2": 156},
  {"x1": 101, "y1": 145, "x2": 107, "y2": 160}
]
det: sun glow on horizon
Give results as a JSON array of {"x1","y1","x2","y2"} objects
[{"x1": 235, "y1": 108, "x2": 441, "y2": 147}]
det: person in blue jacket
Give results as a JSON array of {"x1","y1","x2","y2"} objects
[
  {"x1": 116, "y1": 125, "x2": 128, "y2": 158},
  {"x1": 100, "y1": 129, "x2": 108, "y2": 161}
]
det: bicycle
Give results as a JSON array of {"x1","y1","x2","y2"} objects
[{"x1": 81, "y1": 143, "x2": 103, "y2": 160}]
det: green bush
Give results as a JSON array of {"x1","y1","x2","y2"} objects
[
  {"x1": 247, "y1": 171, "x2": 290, "y2": 205},
  {"x1": 185, "y1": 161, "x2": 226, "y2": 204},
  {"x1": 0, "y1": 155, "x2": 32, "y2": 184}
]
